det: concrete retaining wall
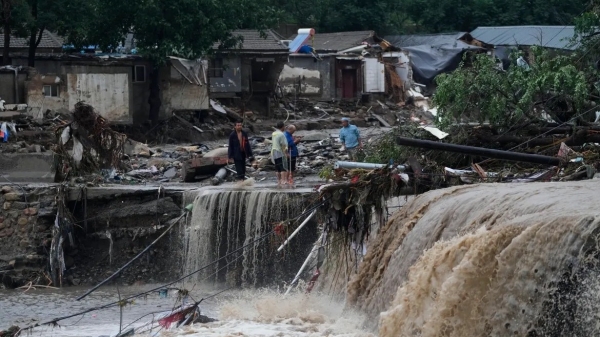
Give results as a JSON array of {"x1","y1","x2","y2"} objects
[{"x1": 0, "y1": 153, "x2": 55, "y2": 182}]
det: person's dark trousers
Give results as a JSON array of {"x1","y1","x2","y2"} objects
[{"x1": 234, "y1": 157, "x2": 246, "y2": 180}]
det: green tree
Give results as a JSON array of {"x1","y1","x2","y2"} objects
[
  {"x1": 20, "y1": 0, "x2": 95, "y2": 67},
  {"x1": 91, "y1": 0, "x2": 279, "y2": 123},
  {"x1": 275, "y1": 0, "x2": 401, "y2": 35},
  {"x1": 404, "y1": 0, "x2": 588, "y2": 33},
  {"x1": 0, "y1": 0, "x2": 30, "y2": 65},
  {"x1": 433, "y1": 48, "x2": 589, "y2": 129}
]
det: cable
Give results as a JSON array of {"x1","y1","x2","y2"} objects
[{"x1": 19, "y1": 197, "x2": 328, "y2": 331}]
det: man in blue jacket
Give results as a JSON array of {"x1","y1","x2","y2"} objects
[
  {"x1": 284, "y1": 124, "x2": 303, "y2": 185},
  {"x1": 228, "y1": 122, "x2": 254, "y2": 181},
  {"x1": 339, "y1": 117, "x2": 362, "y2": 160}
]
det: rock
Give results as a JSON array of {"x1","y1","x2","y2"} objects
[
  {"x1": 124, "y1": 139, "x2": 154, "y2": 158},
  {"x1": 148, "y1": 158, "x2": 169, "y2": 168},
  {"x1": 36, "y1": 225, "x2": 47, "y2": 232},
  {"x1": 163, "y1": 167, "x2": 177, "y2": 179},
  {"x1": 1, "y1": 186, "x2": 12, "y2": 193},
  {"x1": 19, "y1": 239, "x2": 28, "y2": 248},
  {"x1": 65, "y1": 255, "x2": 75, "y2": 268},
  {"x1": 11, "y1": 202, "x2": 27, "y2": 210},
  {"x1": 27, "y1": 208, "x2": 37, "y2": 216},
  {"x1": 4, "y1": 193, "x2": 20, "y2": 201},
  {"x1": 72, "y1": 278, "x2": 81, "y2": 286},
  {"x1": 0, "y1": 223, "x2": 4, "y2": 230},
  {"x1": 0, "y1": 228, "x2": 14, "y2": 237},
  {"x1": 0, "y1": 217, "x2": 3, "y2": 223},
  {"x1": 3, "y1": 202, "x2": 11, "y2": 210},
  {"x1": 17, "y1": 217, "x2": 28, "y2": 226}
]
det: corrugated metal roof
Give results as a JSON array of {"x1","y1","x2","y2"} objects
[
  {"x1": 385, "y1": 33, "x2": 468, "y2": 48},
  {"x1": 289, "y1": 31, "x2": 374, "y2": 52},
  {"x1": 469, "y1": 26, "x2": 579, "y2": 50},
  {"x1": 0, "y1": 29, "x2": 64, "y2": 49},
  {"x1": 213, "y1": 29, "x2": 288, "y2": 51}
]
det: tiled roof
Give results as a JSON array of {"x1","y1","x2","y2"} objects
[
  {"x1": 0, "y1": 29, "x2": 64, "y2": 49},
  {"x1": 213, "y1": 29, "x2": 288, "y2": 51},
  {"x1": 289, "y1": 30, "x2": 374, "y2": 52},
  {"x1": 470, "y1": 26, "x2": 579, "y2": 50}
]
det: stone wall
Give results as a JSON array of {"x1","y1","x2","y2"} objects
[{"x1": 0, "y1": 184, "x2": 57, "y2": 288}]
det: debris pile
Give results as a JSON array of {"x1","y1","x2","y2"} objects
[{"x1": 53, "y1": 103, "x2": 127, "y2": 182}]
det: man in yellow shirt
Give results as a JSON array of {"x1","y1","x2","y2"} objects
[{"x1": 271, "y1": 121, "x2": 289, "y2": 186}]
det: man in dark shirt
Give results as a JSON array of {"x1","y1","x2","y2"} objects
[{"x1": 228, "y1": 122, "x2": 254, "y2": 181}]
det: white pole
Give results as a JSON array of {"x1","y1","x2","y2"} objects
[
  {"x1": 277, "y1": 210, "x2": 317, "y2": 252},
  {"x1": 285, "y1": 232, "x2": 323, "y2": 296}
]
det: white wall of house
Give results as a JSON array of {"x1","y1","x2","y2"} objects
[
  {"x1": 363, "y1": 58, "x2": 385, "y2": 93},
  {"x1": 67, "y1": 73, "x2": 132, "y2": 124},
  {"x1": 279, "y1": 64, "x2": 321, "y2": 95}
]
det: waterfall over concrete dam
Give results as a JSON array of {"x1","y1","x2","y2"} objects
[
  {"x1": 181, "y1": 186, "x2": 320, "y2": 288},
  {"x1": 342, "y1": 179, "x2": 600, "y2": 337}
]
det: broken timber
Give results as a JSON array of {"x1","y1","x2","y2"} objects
[{"x1": 396, "y1": 136, "x2": 561, "y2": 166}]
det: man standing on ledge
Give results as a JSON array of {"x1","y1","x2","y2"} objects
[
  {"x1": 228, "y1": 121, "x2": 253, "y2": 181},
  {"x1": 339, "y1": 117, "x2": 362, "y2": 160},
  {"x1": 271, "y1": 121, "x2": 289, "y2": 186},
  {"x1": 284, "y1": 124, "x2": 302, "y2": 186}
]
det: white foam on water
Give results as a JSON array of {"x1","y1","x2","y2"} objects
[{"x1": 149, "y1": 289, "x2": 374, "y2": 337}]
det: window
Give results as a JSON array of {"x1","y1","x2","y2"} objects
[
  {"x1": 209, "y1": 58, "x2": 224, "y2": 78},
  {"x1": 43, "y1": 85, "x2": 59, "y2": 97},
  {"x1": 133, "y1": 65, "x2": 146, "y2": 82}
]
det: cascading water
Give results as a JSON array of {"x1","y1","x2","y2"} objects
[
  {"x1": 339, "y1": 180, "x2": 600, "y2": 336},
  {"x1": 181, "y1": 187, "x2": 319, "y2": 288}
]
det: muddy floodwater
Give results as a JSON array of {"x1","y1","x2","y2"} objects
[
  {"x1": 0, "y1": 284, "x2": 373, "y2": 337},
  {"x1": 0, "y1": 284, "x2": 218, "y2": 336}
]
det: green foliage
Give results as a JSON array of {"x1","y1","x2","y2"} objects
[
  {"x1": 403, "y1": 0, "x2": 588, "y2": 33},
  {"x1": 433, "y1": 48, "x2": 589, "y2": 129},
  {"x1": 274, "y1": 0, "x2": 401, "y2": 35},
  {"x1": 363, "y1": 131, "x2": 406, "y2": 164},
  {"x1": 318, "y1": 165, "x2": 334, "y2": 180},
  {"x1": 91, "y1": 0, "x2": 280, "y2": 65}
]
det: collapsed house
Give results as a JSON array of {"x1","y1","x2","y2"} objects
[
  {"x1": 5, "y1": 54, "x2": 208, "y2": 124},
  {"x1": 384, "y1": 32, "x2": 486, "y2": 89},
  {"x1": 468, "y1": 26, "x2": 579, "y2": 68},
  {"x1": 278, "y1": 30, "x2": 409, "y2": 102},
  {"x1": 208, "y1": 29, "x2": 290, "y2": 115}
]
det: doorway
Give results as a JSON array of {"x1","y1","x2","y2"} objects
[{"x1": 342, "y1": 69, "x2": 356, "y2": 99}]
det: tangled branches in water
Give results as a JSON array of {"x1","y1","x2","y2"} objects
[{"x1": 52, "y1": 102, "x2": 127, "y2": 182}]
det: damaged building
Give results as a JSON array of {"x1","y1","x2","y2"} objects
[
  {"x1": 468, "y1": 26, "x2": 579, "y2": 68},
  {"x1": 208, "y1": 29, "x2": 289, "y2": 115},
  {"x1": 385, "y1": 32, "x2": 486, "y2": 90},
  {"x1": 278, "y1": 30, "x2": 410, "y2": 103},
  {"x1": 5, "y1": 54, "x2": 208, "y2": 124}
]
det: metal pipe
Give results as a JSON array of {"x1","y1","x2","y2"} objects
[
  {"x1": 396, "y1": 136, "x2": 561, "y2": 166},
  {"x1": 284, "y1": 232, "x2": 324, "y2": 296},
  {"x1": 211, "y1": 167, "x2": 228, "y2": 185},
  {"x1": 277, "y1": 210, "x2": 317, "y2": 252},
  {"x1": 334, "y1": 161, "x2": 407, "y2": 171}
]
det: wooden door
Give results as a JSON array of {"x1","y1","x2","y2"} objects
[{"x1": 342, "y1": 69, "x2": 356, "y2": 99}]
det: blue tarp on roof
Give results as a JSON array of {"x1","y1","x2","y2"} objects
[{"x1": 385, "y1": 33, "x2": 483, "y2": 85}]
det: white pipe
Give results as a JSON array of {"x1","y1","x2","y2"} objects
[
  {"x1": 334, "y1": 161, "x2": 406, "y2": 171},
  {"x1": 277, "y1": 210, "x2": 316, "y2": 252},
  {"x1": 284, "y1": 233, "x2": 323, "y2": 296}
]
